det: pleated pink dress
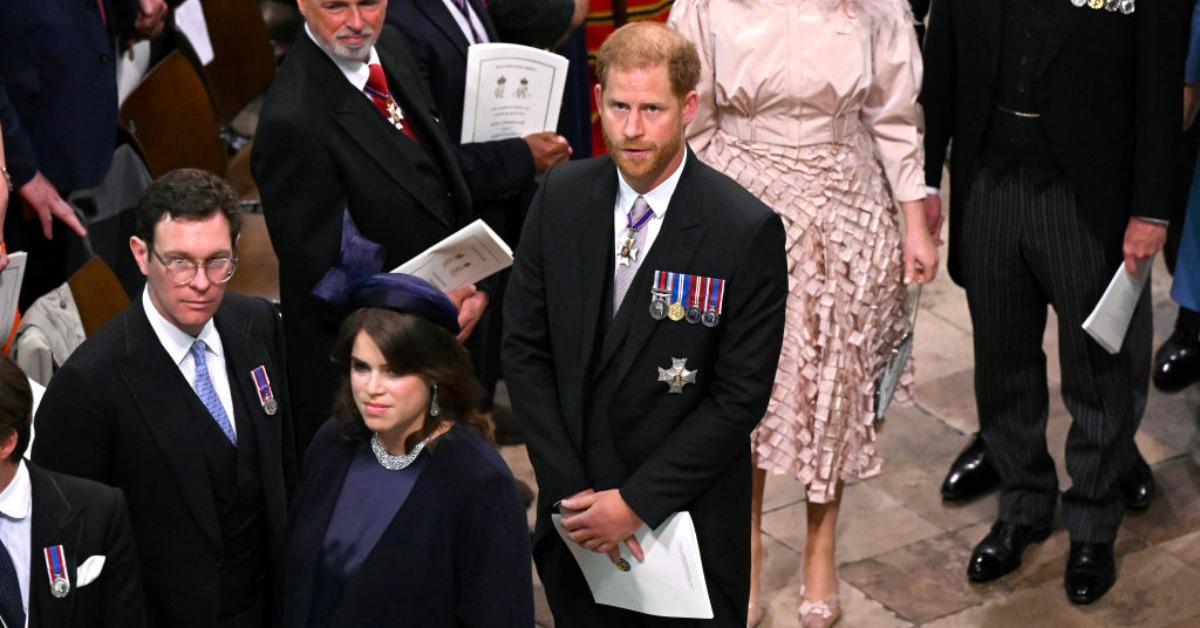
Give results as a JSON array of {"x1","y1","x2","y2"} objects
[{"x1": 670, "y1": 0, "x2": 926, "y2": 503}]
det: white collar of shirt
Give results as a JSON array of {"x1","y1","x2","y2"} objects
[
  {"x1": 615, "y1": 148, "x2": 687, "y2": 220},
  {"x1": 305, "y1": 23, "x2": 382, "y2": 92},
  {"x1": 0, "y1": 460, "x2": 31, "y2": 522},
  {"x1": 141, "y1": 289, "x2": 224, "y2": 367}
]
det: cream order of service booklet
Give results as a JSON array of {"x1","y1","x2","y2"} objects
[
  {"x1": 461, "y1": 43, "x2": 569, "y2": 143},
  {"x1": 1082, "y1": 256, "x2": 1154, "y2": 354},
  {"x1": 551, "y1": 512, "x2": 714, "y2": 619},
  {"x1": 390, "y1": 219, "x2": 512, "y2": 292}
]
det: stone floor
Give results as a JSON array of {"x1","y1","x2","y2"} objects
[{"x1": 497, "y1": 250, "x2": 1200, "y2": 627}]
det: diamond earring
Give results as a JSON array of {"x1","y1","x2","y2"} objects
[{"x1": 429, "y1": 382, "x2": 441, "y2": 417}]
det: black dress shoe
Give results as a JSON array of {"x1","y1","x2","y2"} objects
[
  {"x1": 1120, "y1": 455, "x2": 1155, "y2": 511},
  {"x1": 1065, "y1": 542, "x2": 1116, "y2": 605},
  {"x1": 967, "y1": 520, "x2": 1052, "y2": 582},
  {"x1": 941, "y1": 433, "x2": 1000, "y2": 502},
  {"x1": 1152, "y1": 327, "x2": 1200, "y2": 392}
]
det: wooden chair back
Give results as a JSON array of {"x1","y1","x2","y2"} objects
[
  {"x1": 198, "y1": 0, "x2": 277, "y2": 123},
  {"x1": 226, "y1": 213, "x2": 280, "y2": 303},
  {"x1": 67, "y1": 257, "x2": 132, "y2": 337}
]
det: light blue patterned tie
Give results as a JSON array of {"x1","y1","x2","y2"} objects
[{"x1": 190, "y1": 340, "x2": 237, "y2": 445}]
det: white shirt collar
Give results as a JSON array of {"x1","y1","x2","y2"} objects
[
  {"x1": 141, "y1": 289, "x2": 224, "y2": 367},
  {"x1": 0, "y1": 460, "x2": 31, "y2": 521},
  {"x1": 616, "y1": 148, "x2": 688, "y2": 218},
  {"x1": 304, "y1": 23, "x2": 382, "y2": 92}
]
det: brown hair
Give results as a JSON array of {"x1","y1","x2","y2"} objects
[
  {"x1": 136, "y1": 168, "x2": 242, "y2": 252},
  {"x1": 595, "y1": 21, "x2": 701, "y2": 100},
  {"x1": 331, "y1": 308, "x2": 493, "y2": 449},
  {"x1": 0, "y1": 354, "x2": 32, "y2": 463}
]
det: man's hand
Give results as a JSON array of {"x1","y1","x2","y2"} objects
[
  {"x1": 524, "y1": 132, "x2": 572, "y2": 175},
  {"x1": 560, "y1": 489, "x2": 645, "y2": 565},
  {"x1": 18, "y1": 172, "x2": 87, "y2": 239},
  {"x1": 923, "y1": 192, "x2": 944, "y2": 246},
  {"x1": 1122, "y1": 217, "x2": 1166, "y2": 277},
  {"x1": 446, "y1": 284, "x2": 488, "y2": 342},
  {"x1": 134, "y1": 0, "x2": 168, "y2": 40}
]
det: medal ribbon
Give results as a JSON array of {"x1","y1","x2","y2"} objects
[
  {"x1": 680, "y1": 274, "x2": 691, "y2": 309},
  {"x1": 688, "y1": 275, "x2": 701, "y2": 310},
  {"x1": 625, "y1": 201, "x2": 655, "y2": 232},
  {"x1": 708, "y1": 278, "x2": 722, "y2": 314},
  {"x1": 251, "y1": 366, "x2": 273, "y2": 406},
  {"x1": 715, "y1": 278, "x2": 725, "y2": 314},
  {"x1": 44, "y1": 545, "x2": 67, "y2": 587},
  {"x1": 671, "y1": 272, "x2": 683, "y2": 307},
  {"x1": 701, "y1": 277, "x2": 712, "y2": 311}
]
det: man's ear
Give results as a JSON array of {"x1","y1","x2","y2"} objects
[
  {"x1": 0, "y1": 428, "x2": 19, "y2": 462},
  {"x1": 681, "y1": 89, "x2": 699, "y2": 127},
  {"x1": 130, "y1": 236, "x2": 150, "y2": 277},
  {"x1": 594, "y1": 83, "x2": 604, "y2": 115}
]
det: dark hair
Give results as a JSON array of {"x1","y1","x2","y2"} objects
[
  {"x1": 331, "y1": 308, "x2": 492, "y2": 449},
  {"x1": 0, "y1": 355, "x2": 33, "y2": 463},
  {"x1": 135, "y1": 168, "x2": 242, "y2": 251}
]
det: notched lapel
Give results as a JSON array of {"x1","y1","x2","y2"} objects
[
  {"x1": 575, "y1": 166, "x2": 620, "y2": 379},
  {"x1": 28, "y1": 467, "x2": 81, "y2": 628},
  {"x1": 116, "y1": 309, "x2": 222, "y2": 553},
  {"x1": 414, "y1": 0, "x2": 471, "y2": 57}
]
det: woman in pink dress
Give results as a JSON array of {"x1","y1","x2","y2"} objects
[{"x1": 669, "y1": 1, "x2": 937, "y2": 625}]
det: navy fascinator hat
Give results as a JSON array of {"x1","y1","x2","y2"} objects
[{"x1": 311, "y1": 210, "x2": 461, "y2": 335}]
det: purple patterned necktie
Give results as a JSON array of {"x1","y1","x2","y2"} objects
[{"x1": 612, "y1": 196, "x2": 654, "y2": 315}]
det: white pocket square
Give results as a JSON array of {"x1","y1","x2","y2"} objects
[{"x1": 76, "y1": 555, "x2": 106, "y2": 588}]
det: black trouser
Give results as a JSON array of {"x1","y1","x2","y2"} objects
[{"x1": 959, "y1": 164, "x2": 1151, "y2": 544}]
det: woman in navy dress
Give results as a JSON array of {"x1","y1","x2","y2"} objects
[{"x1": 278, "y1": 272, "x2": 534, "y2": 628}]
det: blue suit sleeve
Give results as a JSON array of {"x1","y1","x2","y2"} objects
[
  {"x1": 1187, "y1": 1, "x2": 1200, "y2": 84},
  {"x1": 0, "y1": 82, "x2": 39, "y2": 187}
]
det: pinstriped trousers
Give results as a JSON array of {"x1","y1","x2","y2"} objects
[{"x1": 959, "y1": 164, "x2": 1152, "y2": 544}]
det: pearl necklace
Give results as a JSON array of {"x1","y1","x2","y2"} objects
[{"x1": 370, "y1": 433, "x2": 428, "y2": 470}]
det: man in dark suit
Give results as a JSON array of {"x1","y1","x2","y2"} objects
[
  {"x1": 0, "y1": 354, "x2": 145, "y2": 628},
  {"x1": 921, "y1": 0, "x2": 1185, "y2": 605},
  {"x1": 252, "y1": 0, "x2": 488, "y2": 456},
  {"x1": 0, "y1": 0, "x2": 165, "y2": 302},
  {"x1": 384, "y1": 0, "x2": 572, "y2": 422},
  {"x1": 32, "y1": 169, "x2": 294, "y2": 628},
  {"x1": 503, "y1": 22, "x2": 787, "y2": 625}
]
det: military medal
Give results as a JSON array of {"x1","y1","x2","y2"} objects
[
  {"x1": 684, "y1": 275, "x2": 703, "y2": 324},
  {"x1": 251, "y1": 365, "x2": 278, "y2": 416},
  {"x1": 44, "y1": 545, "x2": 70, "y2": 599},
  {"x1": 1086, "y1": 0, "x2": 1103, "y2": 8},
  {"x1": 649, "y1": 270, "x2": 671, "y2": 320},
  {"x1": 1119, "y1": 0, "x2": 1134, "y2": 13},
  {"x1": 667, "y1": 272, "x2": 686, "y2": 322},
  {"x1": 1103, "y1": 0, "x2": 1118, "y2": 11},
  {"x1": 702, "y1": 277, "x2": 725, "y2": 328},
  {"x1": 657, "y1": 357, "x2": 697, "y2": 394},
  {"x1": 1070, "y1": 0, "x2": 1086, "y2": 5}
]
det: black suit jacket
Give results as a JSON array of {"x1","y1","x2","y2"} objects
[
  {"x1": 25, "y1": 462, "x2": 145, "y2": 628},
  {"x1": 921, "y1": 0, "x2": 1186, "y2": 284},
  {"x1": 279, "y1": 421, "x2": 533, "y2": 628},
  {"x1": 31, "y1": 295, "x2": 295, "y2": 628},
  {"x1": 252, "y1": 27, "x2": 474, "y2": 454},
  {"x1": 386, "y1": 0, "x2": 535, "y2": 204},
  {"x1": 502, "y1": 152, "x2": 787, "y2": 610}
]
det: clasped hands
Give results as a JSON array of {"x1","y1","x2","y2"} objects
[{"x1": 559, "y1": 488, "x2": 646, "y2": 567}]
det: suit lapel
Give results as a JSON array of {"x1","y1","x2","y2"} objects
[
  {"x1": 213, "y1": 307, "x2": 287, "y2": 550},
  {"x1": 595, "y1": 154, "x2": 707, "y2": 386},
  {"x1": 292, "y1": 35, "x2": 453, "y2": 230},
  {"x1": 27, "y1": 464, "x2": 80, "y2": 628},
  {"x1": 114, "y1": 305, "x2": 222, "y2": 552},
  {"x1": 1037, "y1": 0, "x2": 1084, "y2": 77},
  {"x1": 415, "y1": 0, "x2": 471, "y2": 57},
  {"x1": 574, "y1": 162, "x2": 619, "y2": 384}
]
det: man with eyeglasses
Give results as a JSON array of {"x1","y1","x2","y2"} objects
[{"x1": 31, "y1": 169, "x2": 295, "y2": 628}]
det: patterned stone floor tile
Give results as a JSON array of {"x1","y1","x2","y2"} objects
[
  {"x1": 762, "y1": 481, "x2": 943, "y2": 565},
  {"x1": 841, "y1": 532, "x2": 1010, "y2": 624},
  {"x1": 763, "y1": 471, "x2": 809, "y2": 513},
  {"x1": 1159, "y1": 529, "x2": 1200, "y2": 571},
  {"x1": 1053, "y1": 546, "x2": 1200, "y2": 627},
  {"x1": 757, "y1": 578, "x2": 912, "y2": 628},
  {"x1": 914, "y1": 369, "x2": 979, "y2": 436},
  {"x1": 1120, "y1": 456, "x2": 1200, "y2": 544},
  {"x1": 920, "y1": 584, "x2": 1103, "y2": 628},
  {"x1": 913, "y1": 310, "x2": 976, "y2": 383}
]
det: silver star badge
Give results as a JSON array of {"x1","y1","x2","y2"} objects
[
  {"x1": 386, "y1": 100, "x2": 406, "y2": 129},
  {"x1": 618, "y1": 239, "x2": 638, "y2": 267},
  {"x1": 657, "y1": 357, "x2": 697, "y2": 394}
]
